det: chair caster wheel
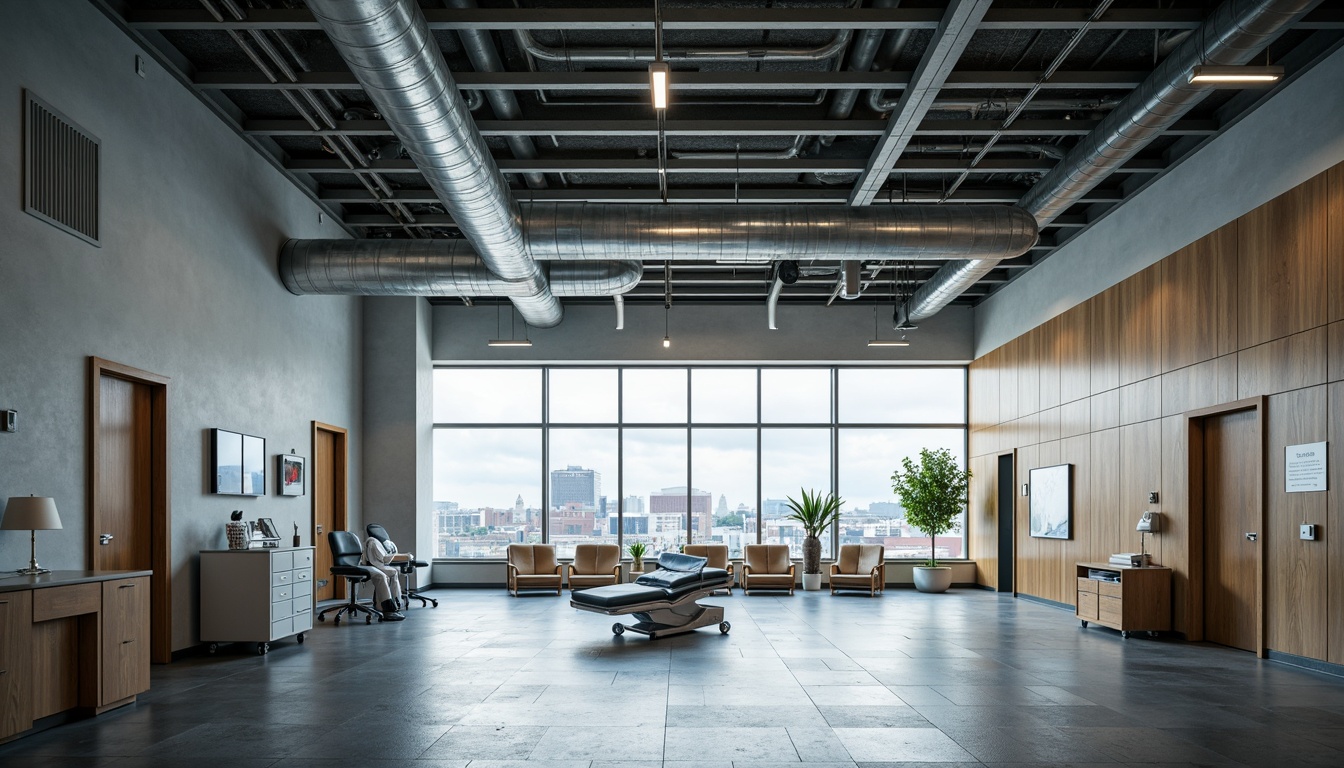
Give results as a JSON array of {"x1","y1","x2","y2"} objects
[
  {"x1": 333, "y1": 617, "x2": 341, "y2": 626},
  {"x1": 1121, "y1": 631, "x2": 1130, "y2": 639},
  {"x1": 1080, "y1": 620, "x2": 1088, "y2": 628},
  {"x1": 366, "y1": 614, "x2": 373, "y2": 624},
  {"x1": 296, "y1": 633, "x2": 305, "y2": 644},
  {"x1": 719, "y1": 622, "x2": 731, "y2": 634},
  {"x1": 256, "y1": 643, "x2": 268, "y2": 655},
  {"x1": 612, "y1": 623, "x2": 624, "y2": 635},
  {"x1": 431, "y1": 600, "x2": 439, "y2": 608},
  {"x1": 648, "y1": 632, "x2": 657, "y2": 640},
  {"x1": 208, "y1": 643, "x2": 219, "y2": 654},
  {"x1": 318, "y1": 614, "x2": 326, "y2": 622}
]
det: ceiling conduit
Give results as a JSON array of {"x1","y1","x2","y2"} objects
[
  {"x1": 894, "y1": 0, "x2": 1323, "y2": 329},
  {"x1": 305, "y1": 0, "x2": 563, "y2": 327}
]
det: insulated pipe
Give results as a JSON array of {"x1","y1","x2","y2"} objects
[
  {"x1": 819, "y1": 0, "x2": 899, "y2": 148},
  {"x1": 841, "y1": 261, "x2": 863, "y2": 299},
  {"x1": 445, "y1": 0, "x2": 546, "y2": 189},
  {"x1": 766, "y1": 276, "x2": 784, "y2": 330},
  {"x1": 279, "y1": 239, "x2": 641, "y2": 297},
  {"x1": 614, "y1": 294, "x2": 625, "y2": 330},
  {"x1": 896, "y1": 0, "x2": 1321, "y2": 328},
  {"x1": 513, "y1": 29, "x2": 854, "y2": 64},
  {"x1": 305, "y1": 0, "x2": 562, "y2": 326}
]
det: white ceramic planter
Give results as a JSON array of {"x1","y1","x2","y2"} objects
[
  {"x1": 801, "y1": 572, "x2": 823, "y2": 591},
  {"x1": 913, "y1": 566, "x2": 953, "y2": 593}
]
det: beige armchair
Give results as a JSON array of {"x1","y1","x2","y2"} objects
[
  {"x1": 684, "y1": 543, "x2": 735, "y2": 593},
  {"x1": 566, "y1": 543, "x2": 621, "y2": 590},
  {"x1": 507, "y1": 543, "x2": 563, "y2": 597},
  {"x1": 741, "y1": 544, "x2": 795, "y2": 595},
  {"x1": 830, "y1": 544, "x2": 885, "y2": 596}
]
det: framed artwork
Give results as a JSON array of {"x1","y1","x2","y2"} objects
[
  {"x1": 279, "y1": 454, "x2": 306, "y2": 496},
  {"x1": 1029, "y1": 464, "x2": 1072, "y2": 539},
  {"x1": 211, "y1": 429, "x2": 243, "y2": 495},
  {"x1": 257, "y1": 517, "x2": 280, "y2": 540},
  {"x1": 242, "y1": 434, "x2": 266, "y2": 496}
]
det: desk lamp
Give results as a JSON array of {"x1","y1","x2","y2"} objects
[{"x1": 2, "y1": 495, "x2": 63, "y2": 575}]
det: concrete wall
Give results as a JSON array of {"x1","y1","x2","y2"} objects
[
  {"x1": 434, "y1": 301, "x2": 974, "y2": 363},
  {"x1": 974, "y1": 43, "x2": 1344, "y2": 357},
  {"x1": 0, "y1": 0, "x2": 362, "y2": 651}
]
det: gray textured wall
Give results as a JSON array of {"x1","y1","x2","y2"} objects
[
  {"x1": 973, "y1": 44, "x2": 1344, "y2": 357},
  {"x1": 0, "y1": 0, "x2": 362, "y2": 651},
  {"x1": 433, "y1": 301, "x2": 974, "y2": 363}
]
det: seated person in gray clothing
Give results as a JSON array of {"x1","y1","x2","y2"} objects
[{"x1": 362, "y1": 535, "x2": 406, "y2": 621}]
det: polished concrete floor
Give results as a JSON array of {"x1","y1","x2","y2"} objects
[{"x1": 4, "y1": 587, "x2": 1344, "y2": 767}]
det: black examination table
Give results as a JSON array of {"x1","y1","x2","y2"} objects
[{"x1": 570, "y1": 552, "x2": 731, "y2": 639}]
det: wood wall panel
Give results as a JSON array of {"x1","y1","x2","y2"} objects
[
  {"x1": 1329, "y1": 321, "x2": 1344, "y2": 383},
  {"x1": 1237, "y1": 326, "x2": 1327, "y2": 398},
  {"x1": 1059, "y1": 434, "x2": 1090, "y2": 601},
  {"x1": 969, "y1": 353, "x2": 999, "y2": 431},
  {"x1": 1120, "y1": 420, "x2": 1162, "y2": 562},
  {"x1": 1323, "y1": 165, "x2": 1342, "y2": 323},
  {"x1": 1161, "y1": 414, "x2": 1192, "y2": 635},
  {"x1": 1039, "y1": 315, "x2": 1062, "y2": 410},
  {"x1": 1088, "y1": 429, "x2": 1120, "y2": 565},
  {"x1": 969, "y1": 453, "x2": 999, "y2": 589},
  {"x1": 1329, "y1": 383, "x2": 1344, "y2": 664},
  {"x1": 1018, "y1": 328, "x2": 1041, "y2": 420},
  {"x1": 1059, "y1": 302, "x2": 1091, "y2": 404},
  {"x1": 1060, "y1": 398, "x2": 1090, "y2": 439},
  {"x1": 1015, "y1": 444, "x2": 1042, "y2": 598},
  {"x1": 1000, "y1": 338, "x2": 1021, "y2": 424},
  {"x1": 1119, "y1": 266, "x2": 1163, "y2": 386},
  {"x1": 1039, "y1": 406, "x2": 1061, "y2": 444},
  {"x1": 1120, "y1": 377, "x2": 1161, "y2": 425},
  {"x1": 1090, "y1": 286, "x2": 1121, "y2": 395},
  {"x1": 1265, "y1": 387, "x2": 1328, "y2": 659},
  {"x1": 1161, "y1": 355, "x2": 1238, "y2": 417},
  {"x1": 1162, "y1": 223, "x2": 1239, "y2": 372},
  {"x1": 1090, "y1": 389, "x2": 1120, "y2": 433},
  {"x1": 1238, "y1": 173, "x2": 1328, "y2": 348}
]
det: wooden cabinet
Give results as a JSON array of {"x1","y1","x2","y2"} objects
[
  {"x1": 0, "y1": 590, "x2": 33, "y2": 740},
  {"x1": 101, "y1": 577, "x2": 150, "y2": 707},
  {"x1": 1076, "y1": 563, "x2": 1172, "y2": 638},
  {"x1": 200, "y1": 548, "x2": 314, "y2": 655}
]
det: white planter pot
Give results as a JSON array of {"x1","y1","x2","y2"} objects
[
  {"x1": 801, "y1": 573, "x2": 823, "y2": 591},
  {"x1": 913, "y1": 566, "x2": 953, "y2": 593}
]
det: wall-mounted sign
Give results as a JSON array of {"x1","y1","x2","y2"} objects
[{"x1": 1285, "y1": 441, "x2": 1327, "y2": 493}]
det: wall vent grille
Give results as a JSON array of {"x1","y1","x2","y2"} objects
[{"x1": 24, "y1": 90, "x2": 100, "y2": 246}]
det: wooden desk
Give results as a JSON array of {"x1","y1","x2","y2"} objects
[
  {"x1": 1075, "y1": 562, "x2": 1171, "y2": 638},
  {"x1": 0, "y1": 570, "x2": 152, "y2": 744}
]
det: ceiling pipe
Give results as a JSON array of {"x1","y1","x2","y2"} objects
[
  {"x1": 513, "y1": 29, "x2": 854, "y2": 64},
  {"x1": 445, "y1": 0, "x2": 546, "y2": 190},
  {"x1": 841, "y1": 261, "x2": 863, "y2": 299},
  {"x1": 895, "y1": 0, "x2": 1322, "y2": 329},
  {"x1": 305, "y1": 0, "x2": 562, "y2": 326},
  {"x1": 766, "y1": 276, "x2": 784, "y2": 330},
  {"x1": 819, "y1": 0, "x2": 900, "y2": 149},
  {"x1": 614, "y1": 295, "x2": 625, "y2": 330}
]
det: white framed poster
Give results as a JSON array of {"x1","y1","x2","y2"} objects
[{"x1": 1285, "y1": 441, "x2": 1327, "y2": 493}]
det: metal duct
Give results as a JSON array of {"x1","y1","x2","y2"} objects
[
  {"x1": 445, "y1": 0, "x2": 546, "y2": 190},
  {"x1": 513, "y1": 29, "x2": 853, "y2": 64},
  {"x1": 896, "y1": 0, "x2": 1320, "y2": 328},
  {"x1": 820, "y1": 0, "x2": 899, "y2": 148},
  {"x1": 305, "y1": 0, "x2": 562, "y2": 327},
  {"x1": 841, "y1": 261, "x2": 863, "y2": 299},
  {"x1": 521, "y1": 204, "x2": 1039, "y2": 262},
  {"x1": 766, "y1": 276, "x2": 784, "y2": 330},
  {"x1": 280, "y1": 239, "x2": 641, "y2": 298}
]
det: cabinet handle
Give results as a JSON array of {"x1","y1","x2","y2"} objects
[
  {"x1": 119, "y1": 583, "x2": 136, "y2": 589},
  {"x1": 122, "y1": 639, "x2": 135, "y2": 644},
  {"x1": 0, "y1": 600, "x2": 8, "y2": 605}
]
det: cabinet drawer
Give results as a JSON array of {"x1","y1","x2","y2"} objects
[
  {"x1": 1077, "y1": 590, "x2": 1098, "y2": 621},
  {"x1": 1077, "y1": 577, "x2": 1098, "y2": 595},
  {"x1": 292, "y1": 578, "x2": 312, "y2": 599},
  {"x1": 292, "y1": 610, "x2": 312, "y2": 634},
  {"x1": 292, "y1": 550, "x2": 314, "y2": 570},
  {"x1": 1099, "y1": 596, "x2": 1123, "y2": 625},
  {"x1": 1098, "y1": 580, "x2": 1123, "y2": 599},
  {"x1": 271, "y1": 599, "x2": 294, "y2": 622},
  {"x1": 272, "y1": 569, "x2": 292, "y2": 587},
  {"x1": 271, "y1": 585, "x2": 294, "y2": 604},
  {"x1": 271, "y1": 551, "x2": 294, "y2": 572},
  {"x1": 271, "y1": 617, "x2": 292, "y2": 640},
  {"x1": 292, "y1": 598, "x2": 311, "y2": 619},
  {"x1": 292, "y1": 567, "x2": 312, "y2": 585},
  {"x1": 33, "y1": 583, "x2": 101, "y2": 622}
]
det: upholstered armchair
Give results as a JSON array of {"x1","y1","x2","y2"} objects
[
  {"x1": 566, "y1": 543, "x2": 621, "y2": 590},
  {"x1": 684, "y1": 543, "x2": 735, "y2": 593},
  {"x1": 507, "y1": 543, "x2": 563, "y2": 597},
  {"x1": 741, "y1": 544, "x2": 795, "y2": 595},
  {"x1": 829, "y1": 544, "x2": 885, "y2": 596}
]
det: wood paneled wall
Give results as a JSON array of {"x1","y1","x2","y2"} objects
[{"x1": 968, "y1": 162, "x2": 1344, "y2": 664}]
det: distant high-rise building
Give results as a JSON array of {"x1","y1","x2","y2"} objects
[
  {"x1": 716, "y1": 494, "x2": 729, "y2": 517},
  {"x1": 624, "y1": 495, "x2": 645, "y2": 516},
  {"x1": 762, "y1": 498, "x2": 790, "y2": 518},
  {"x1": 869, "y1": 501, "x2": 902, "y2": 519},
  {"x1": 651, "y1": 486, "x2": 713, "y2": 537},
  {"x1": 551, "y1": 465, "x2": 600, "y2": 508}
]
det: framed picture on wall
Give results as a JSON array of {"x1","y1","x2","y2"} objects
[
  {"x1": 1029, "y1": 464, "x2": 1072, "y2": 539},
  {"x1": 241, "y1": 434, "x2": 266, "y2": 496},
  {"x1": 279, "y1": 454, "x2": 306, "y2": 496},
  {"x1": 210, "y1": 429, "x2": 243, "y2": 495}
]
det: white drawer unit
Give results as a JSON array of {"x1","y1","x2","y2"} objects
[{"x1": 200, "y1": 547, "x2": 315, "y2": 655}]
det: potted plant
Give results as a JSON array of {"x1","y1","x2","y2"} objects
[
  {"x1": 785, "y1": 488, "x2": 844, "y2": 591},
  {"x1": 626, "y1": 541, "x2": 648, "y2": 574},
  {"x1": 891, "y1": 447, "x2": 971, "y2": 594}
]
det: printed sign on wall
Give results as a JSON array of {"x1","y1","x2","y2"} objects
[{"x1": 1285, "y1": 441, "x2": 1328, "y2": 493}]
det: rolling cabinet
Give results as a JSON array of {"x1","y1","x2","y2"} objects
[
  {"x1": 200, "y1": 547, "x2": 314, "y2": 655},
  {"x1": 1075, "y1": 562, "x2": 1172, "y2": 638}
]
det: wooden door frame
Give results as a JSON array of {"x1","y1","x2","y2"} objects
[
  {"x1": 997, "y1": 450, "x2": 1016, "y2": 595},
  {"x1": 88, "y1": 357, "x2": 172, "y2": 664},
  {"x1": 1185, "y1": 396, "x2": 1266, "y2": 658},
  {"x1": 311, "y1": 421, "x2": 348, "y2": 600}
]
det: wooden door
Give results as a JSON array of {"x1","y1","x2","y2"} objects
[
  {"x1": 1202, "y1": 409, "x2": 1260, "y2": 651},
  {"x1": 94, "y1": 375, "x2": 152, "y2": 571},
  {"x1": 996, "y1": 453, "x2": 1015, "y2": 593},
  {"x1": 312, "y1": 422, "x2": 348, "y2": 602}
]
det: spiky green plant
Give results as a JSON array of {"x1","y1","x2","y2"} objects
[{"x1": 785, "y1": 488, "x2": 844, "y2": 575}]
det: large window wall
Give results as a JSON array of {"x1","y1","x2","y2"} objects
[{"x1": 432, "y1": 367, "x2": 966, "y2": 560}]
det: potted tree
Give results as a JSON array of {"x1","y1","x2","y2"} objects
[
  {"x1": 785, "y1": 488, "x2": 844, "y2": 591},
  {"x1": 891, "y1": 447, "x2": 971, "y2": 594}
]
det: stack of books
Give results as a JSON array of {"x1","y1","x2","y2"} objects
[{"x1": 1108, "y1": 553, "x2": 1149, "y2": 567}]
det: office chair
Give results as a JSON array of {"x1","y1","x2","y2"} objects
[
  {"x1": 365, "y1": 523, "x2": 438, "y2": 609},
  {"x1": 316, "y1": 530, "x2": 382, "y2": 625}
]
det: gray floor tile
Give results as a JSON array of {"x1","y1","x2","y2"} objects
[{"x1": 834, "y1": 727, "x2": 977, "y2": 762}]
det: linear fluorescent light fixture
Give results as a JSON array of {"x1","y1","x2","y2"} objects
[
  {"x1": 1189, "y1": 65, "x2": 1284, "y2": 85},
  {"x1": 487, "y1": 339, "x2": 533, "y2": 348},
  {"x1": 648, "y1": 61, "x2": 669, "y2": 110},
  {"x1": 867, "y1": 339, "x2": 911, "y2": 348}
]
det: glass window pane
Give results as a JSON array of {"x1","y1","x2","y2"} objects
[
  {"x1": 434, "y1": 369, "x2": 541, "y2": 423},
  {"x1": 548, "y1": 429, "x2": 618, "y2": 559},
  {"x1": 622, "y1": 428, "x2": 688, "y2": 558},
  {"x1": 761, "y1": 368, "x2": 830, "y2": 423},
  {"x1": 433, "y1": 428, "x2": 542, "y2": 558},
  {"x1": 761, "y1": 428, "x2": 832, "y2": 558},
  {"x1": 691, "y1": 369, "x2": 757, "y2": 423},
  {"x1": 622, "y1": 369, "x2": 688, "y2": 423},
  {"x1": 837, "y1": 368, "x2": 966, "y2": 424},
  {"x1": 549, "y1": 369, "x2": 618, "y2": 423},
  {"x1": 838, "y1": 428, "x2": 965, "y2": 560},
  {"x1": 691, "y1": 429, "x2": 757, "y2": 557}
]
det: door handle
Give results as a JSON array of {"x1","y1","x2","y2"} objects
[
  {"x1": 1245, "y1": 532, "x2": 1258, "y2": 541},
  {"x1": 316, "y1": 524, "x2": 324, "y2": 534},
  {"x1": 100, "y1": 534, "x2": 114, "y2": 545}
]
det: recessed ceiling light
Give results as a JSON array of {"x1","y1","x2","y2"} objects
[{"x1": 1189, "y1": 65, "x2": 1284, "y2": 86}]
